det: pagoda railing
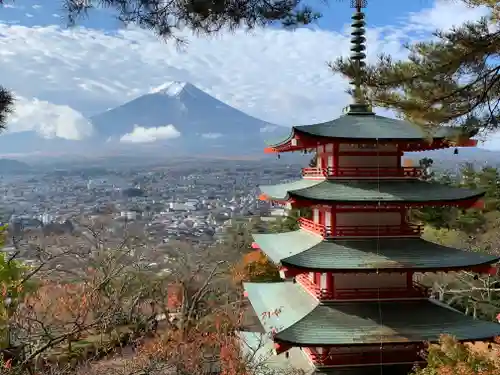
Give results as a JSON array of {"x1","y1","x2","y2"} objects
[
  {"x1": 296, "y1": 274, "x2": 334, "y2": 299},
  {"x1": 298, "y1": 217, "x2": 327, "y2": 236},
  {"x1": 334, "y1": 282, "x2": 429, "y2": 300},
  {"x1": 296, "y1": 274, "x2": 429, "y2": 300},
  {"x1": 304, "y1": 348, "x2": 422, "y2": 366},
  {"x1": 301, "y1": 166, "x2": 422, "y2": 179},
  {"x1": 334, "y1": 224, "x2": 422, "y2": 237},
  {"x1": 299, "y1": 218, "x2": 422, "y2": 237}
]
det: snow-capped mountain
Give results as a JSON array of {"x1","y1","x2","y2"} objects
[
  {"x1": 89, "y1": 81, "x2": 289, "y2": 153},
  {"x1": 0, "y1": 81, "x2": 289, "y2": 157}
]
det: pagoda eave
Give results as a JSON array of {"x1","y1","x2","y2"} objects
[
  {"x1": 259, "y1": 179, "x2": 486, "y2": 208},
  {"x1": 279, "y1": 263, "x2": 498, "y2": 276},
  {"x1": 285, "y1": 196, "x2": 484, "y2": 209},
  {"x1": 273, "y1": 335, "x2": 498, "y2": 348},
  {"x1": 258, "y1": 196, "x2": 484, "y2": 209},
  {"x1": 252, "y1": 232, "x2": 499, "y2": 272},
  {"x1": 244, "y1": 282, "x2": 500, "y2": 347},
  {"x1": 265, "y1": 129, "x2": 478, "y2": 154}
]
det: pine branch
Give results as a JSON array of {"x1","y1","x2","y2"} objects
[{"x1": 62, "y1": 0, "x2": 321, "y2": 42}]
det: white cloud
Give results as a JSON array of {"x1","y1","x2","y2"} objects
[
  {"x1": 407, "y1": 0, "x2": 490, "y2": 30},
  {"x1": 0, "y1": 1, "x2": 495, "y2": 146},
  {"x1": 120, "y1": 125, "x2": 180, "y2": 143},
  {"x1": 201, "y1": 133, "x2": 223, "y2": 139},
  {"x1": 260, "y1": 125, "x2": 278, "y2": 133},
  {"x1": 7, "y1": 96, "x2": 93, "y2": 140}
]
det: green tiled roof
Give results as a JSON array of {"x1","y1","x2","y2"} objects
[
  {"x1": 244, "y1": 282, "x2": 500, "y2": 346},
  {"x1": 260, "y1": 179, "x2": 484, "y2": 203},
  {"x1": 269, "y1": 113, "x2": 468, "y2": 148},
  {"x1": 294, "y1": 114, "x2": 460, "y2": 140},
  {"x1": 253, "y1": 230, "x2": 499, "y2": 271}
]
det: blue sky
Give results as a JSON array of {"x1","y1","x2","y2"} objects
[
  {"x1": 1, "y1": 0, "x2": 429, "y2": 31},
  {"x1": 0, "y1": 0, "x2": 497, "y2": 151}
]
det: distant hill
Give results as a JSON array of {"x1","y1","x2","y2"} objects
[{"x1": 0, "y1": 158, "x2": 31, "y2": 172}]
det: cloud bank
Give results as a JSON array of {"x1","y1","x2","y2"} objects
[
  {"x1": 0, "y1": 0, "x2": 495, "y2": 147},
  {"x1": 120, "y1": 125, "x2": 181, "y2": 143},
  {"x1": 7, "y1": 96, "x2": 93, "y2": 140}
]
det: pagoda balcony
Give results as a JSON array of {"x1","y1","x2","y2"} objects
[
  {"x1": 296, "y1": 274, "x2": 429, "y2": 300},
  {"x1": 334, "y1": 284, "x2": 429, "y2": 300},
  {"x1": 299, "y1": 218, "x2": 423, "y2": 238},
  {"x1": 303, "y1": 348, "x2": 422, "y2": 367},
  {"x1": 301, "y1": 166, "x2": 423, "y2": 179}
]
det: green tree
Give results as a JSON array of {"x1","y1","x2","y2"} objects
[
  {"x1": 419, "y1": 157, "x2": 435, "y2": 181},
  {"x1": 269, "y1": 207, "x2": 312, "y2": 232},
  {"x1": 331, "y1": 0, "x2": 499, "y2": 133},
  {"x1": 0, "y1": 87, "x2": 14, "y2": 131},
  {"x1": 477, "y1": 166, "x2": 500, "y2": 211},
  {"x1": 411, "y1": 158, "x2": 458, "y2": 229},
  {"x1": 414, "y1": 164, "x2": 500, "y2": 234},
  {"x1": 0, "y1": 226, "x2": 34, "y2": 348}
]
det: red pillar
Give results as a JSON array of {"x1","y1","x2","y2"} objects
[
  {"x1": 400, "y1": 207, "x2": 406, "y2": 227},
  {"x1": 326, "y1": 272, "x2": 333, "y2": 297},
  {"x1": 333, "y1": 143, "x2": 339, "y2": 174},
  {"x1": 406, "y1": 272, "x2": 413, "y2": 288},
  {"x1": 397, "y1": 145, "x2": 402, "y2": 168},
  {"x1": 314, "y1": 272, "x2": 321, "y2": 287}
]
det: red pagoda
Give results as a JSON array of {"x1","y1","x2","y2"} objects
[{"x1": 240, "y1": 1, "x2": 500, "y2": 374}]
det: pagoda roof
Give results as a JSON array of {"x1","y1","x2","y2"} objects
[
  {"x1": 253, "y1": 230, "x2": 499, "y2": 272},
  {"x1": 267, "y1": 111, "x2": 472, "y2": 148},
  {"x1": 244, "y1": 282, "x2": 500, "y2": 346},
  {"x1": 259, "y1": 179, "x2": 484, "y2": 204},
  {"x1": 295, "y1": 114, "x2": 462, "y2": 140}
]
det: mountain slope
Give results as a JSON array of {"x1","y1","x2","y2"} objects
[
  {"x1": 0, "y1": 158, "x2": 31, "y2": 172},
  {"x1": 90, "y1": 81, "x2": 288, "y2": 153}
]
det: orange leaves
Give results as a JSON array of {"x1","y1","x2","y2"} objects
[
  {"x1": 233, "y1": 250, "x2": 281, "y2": 283},
  {"x1": 403, "y1": 159, "x2": 414, "y2": 167},
  {"x1": 19, "y1": 281, "x2": 98, "y2": 335},
  {"x1": 166, "y1": 284, "x2": 182, "y2": 310},
  {"x1": 242, "y1": 250, "x2": 263, "y2": 265},
  {"x1": 136, "y1": 310, "x2": 249, "y2": 375},
  {"x1": 413, "y1": 335, "x2": 500, "y2": 375}
]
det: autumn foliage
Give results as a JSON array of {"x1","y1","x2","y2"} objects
[
  {"x1": 232, "y1": 250, "x2": 281, "y2": 283},
  {"x1": 136, "y1": 310, "x2": 248, "y2": 375},
  {"x1": 412, "y1": 335, "x2": 500, "y2": 375}
]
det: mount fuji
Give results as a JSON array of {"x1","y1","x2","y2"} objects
[
  {"x1": 0, "y1": 81, "x2": 289, "y2": 158},
  {"x1": 89, "y1": 81, "x2": 289, "y2": 155}
]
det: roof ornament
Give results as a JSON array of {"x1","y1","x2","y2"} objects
[{"x1": 347, "y1": 0, "x2": 374, "y2": 116}]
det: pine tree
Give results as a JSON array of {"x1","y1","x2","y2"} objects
[
  {"x1": 0, "y1": 87, "x2": 13, "y2": 131},
  {"x1": 61, "y1": 0, "x2": 321, "y2": 41},
  {"x1": 331, "y1": 0, "x2": 499, "y2": 134}
]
